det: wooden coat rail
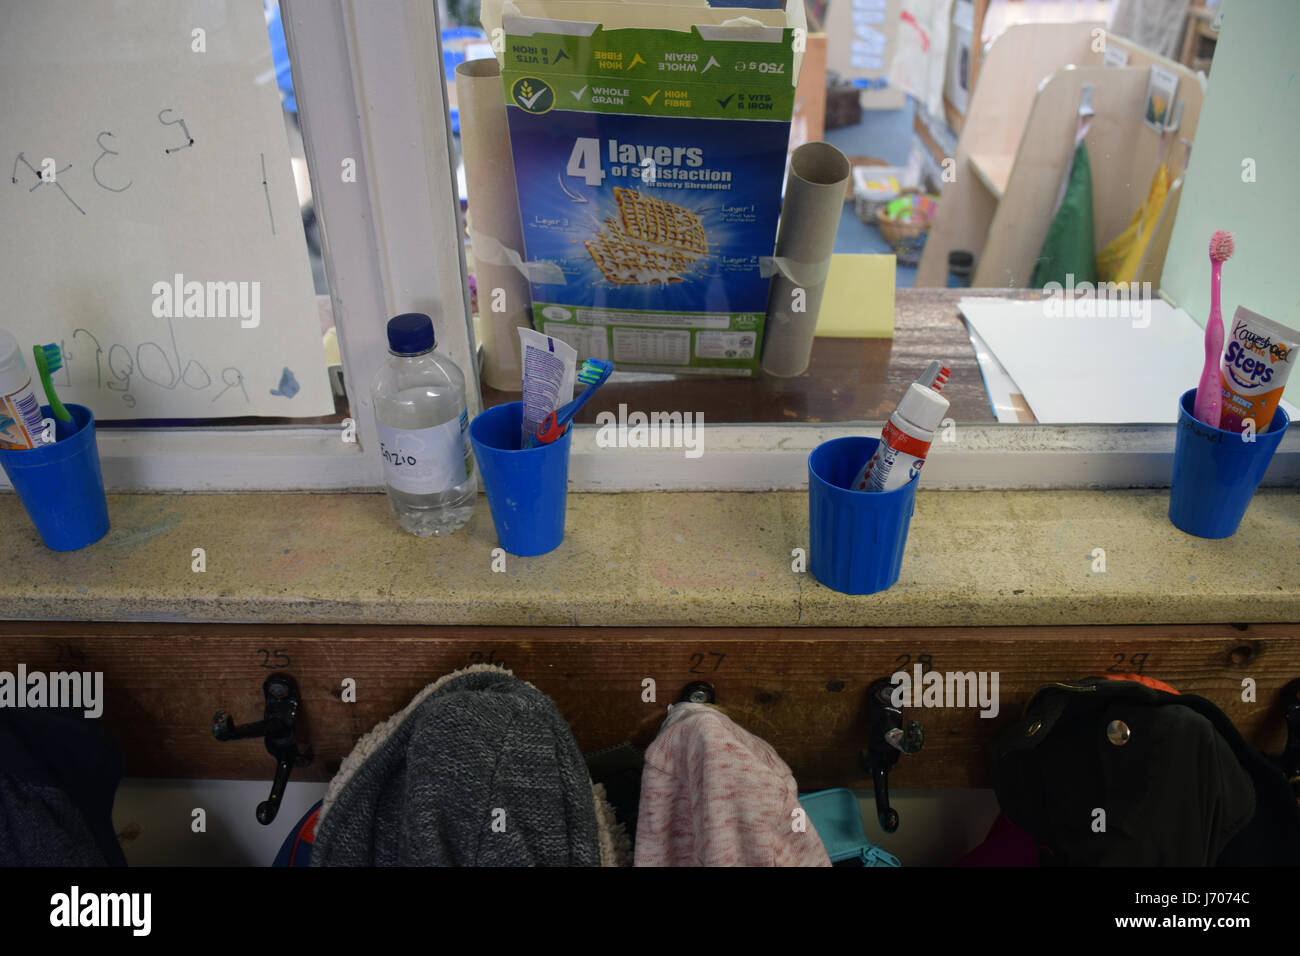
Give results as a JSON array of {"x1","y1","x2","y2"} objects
[
  {"x1": 918, "y1": 22, "x2": 1203, "y2": 289},
  {"x1": 1, "y1": 621, "x2": 1296, "y2": 791}
]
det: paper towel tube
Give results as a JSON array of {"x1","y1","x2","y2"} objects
[
  {"x1": 457, "y1": 58, "x2": 532, "y2": 392},
  {"x1": 760, "y1": 142, "x2": 851, "y2": 378}
]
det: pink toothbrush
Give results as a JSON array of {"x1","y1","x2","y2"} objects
[{"x1": 1193, "y1": 230, "x2": 1235, "y2": 427}]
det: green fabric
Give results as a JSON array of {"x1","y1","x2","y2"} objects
[{"x1": 1030, "y1": 143, "x2": 1097, "y2": 289}]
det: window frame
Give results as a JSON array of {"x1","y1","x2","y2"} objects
[
  {"x1": 62, "y1": 0, "x2": 480, "y2": 493},
  {"x1": 43, "y1": 0, "x2": 1299, "y2": 492}
]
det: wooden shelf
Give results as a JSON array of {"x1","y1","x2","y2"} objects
[
  {"x1": 1181, "y1": 5, "x2": 1218, "y2": 70},
  {"x1": 918, "y1": 25, "x2": 1204, "y2": 289},
  {"x1": 484, "y1": 289, "x2": 1000, "y2": 425},
  {"x1": 4, "y1": 620, "x2": 1295, "y2": 791},
  {"x1": 968, "y1": 152, "x2": 1014, "y2": 200}
]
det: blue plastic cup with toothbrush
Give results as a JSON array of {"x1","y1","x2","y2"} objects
[
  {"x1": 1169, "y1": 387, "x2": 1290, "y2": 539},
  {"x1": 0, "y1": 337, "x2": 109, "y2": 551},
  {"x1": 469, "y1": 401, "x2": 572, "y2": 556},
  {"x1": 808, "y1": 436, "x2": 918, "y2": 595},
  {"x1": 0, "y1": 402, "x2": 110, "y2": 551}
]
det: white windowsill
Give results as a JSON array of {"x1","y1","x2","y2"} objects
[{"x1": 57, "y1": 420, "x2": 1299, "y2": 492}]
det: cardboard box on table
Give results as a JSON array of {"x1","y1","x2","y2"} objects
[{"x1": 480, "y1": 0, "x2": 806, "y2": 376}]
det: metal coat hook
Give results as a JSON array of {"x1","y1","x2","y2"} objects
[
  {"x1": 212, "y1": 673, "x2": 311, "y2": 825},
  {"x1": 679, "y1": 681, "x2": 716, "y2": 704},
  {"x1": 1078, "y1": 83, "x2": 1094, "y2": 119},
  {"x1": 860, "y1": 676, "x2": 924, "y2": 834}
]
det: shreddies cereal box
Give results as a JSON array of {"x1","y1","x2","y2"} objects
[{"x1": 481, "y1": 0, "x2": 806, "y2": 376}]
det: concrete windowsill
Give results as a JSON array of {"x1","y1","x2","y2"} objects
[{"x1": 1, "y1": 488, "x2": 1296, "y2": 627}]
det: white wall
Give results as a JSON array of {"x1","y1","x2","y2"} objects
[
  {"x1": 1161, "y1": 0, "x2": 1300, "y2": 413},
  {"x1": 113, "y1": 779, "x2": 327, "y2": 866},
  {"x1": 112, "y1": 779, "x2": 1000, "y2": 866}
]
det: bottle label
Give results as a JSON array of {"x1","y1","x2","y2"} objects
[{"x1": 376, "y1": 418, "x2": 465, "y2": 494}]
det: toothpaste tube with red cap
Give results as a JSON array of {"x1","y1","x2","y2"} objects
[{"x1": 852, "y1": 361, "x2": 951, "y2": 493}]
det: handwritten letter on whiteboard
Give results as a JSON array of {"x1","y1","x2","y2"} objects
[{"x1": 0, "y1": 0, "x2": 334, "y2": 419}]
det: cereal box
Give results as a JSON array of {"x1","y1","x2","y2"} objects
[{"x1": 480, "y1": 0, "x2": 806, "y2": 375}]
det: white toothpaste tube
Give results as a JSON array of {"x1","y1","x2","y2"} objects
[
  {"x1": 851, "y1": 361, "x2": 951, "y2": 492},
  {"x1": 0, "y1": 329, "x2": 51, "y2": 450},
  {"x1": 519, "y1": 327, "x2": 575, "y2": 448},
  {"x1": 855, "y1": 383, "x2": 951, "y2": 492}
]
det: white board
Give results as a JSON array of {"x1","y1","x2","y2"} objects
[
  {"x1": 0, "y1": 0, "x2": 333, "y2": 420},
  {"x1": 959, "y1": 297, "x2": 1206, "y2": 424}
]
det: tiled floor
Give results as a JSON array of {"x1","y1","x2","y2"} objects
[{"x1": 825, "y1": 97, "x2": 921, "y2": 288}]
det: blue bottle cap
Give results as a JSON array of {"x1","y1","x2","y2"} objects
[{"x1": 387, "y1": 313, "x2": 435, "y2": 354}]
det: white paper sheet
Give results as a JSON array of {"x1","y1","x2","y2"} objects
[
  {"x1": 959, "y1": 297, "x2": 1209, "y2": 423},
  {"x1": 965, "y1": 325, "x2": 1026, "y2": 422},
  {"x1": 889, "y1": 0, "x2": 953, "y2": 119},
  {"x1": 952, "y1": 0, "x2": 974, "y2": 31},
  {"x1": 0, "y1": 1, "x2": 333, "y2": 420},
  {"x1": 851, "y1": 53, "x2": 886, "y2": 69},
  {"x1": 853, "y1": 26, "x2": 889, "y2": 49}
]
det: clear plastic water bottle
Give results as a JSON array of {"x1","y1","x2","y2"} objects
[{"x1": 370, "y1": 312, "x2": 476, "y2": 536}]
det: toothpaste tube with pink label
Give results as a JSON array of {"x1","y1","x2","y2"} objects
[{"x1": 1217, "y1": 306, "x2": 1298, "y2": 434}]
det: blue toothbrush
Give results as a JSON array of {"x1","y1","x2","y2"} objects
[{"x1": 534, "y1": 359, "x2": 614, "y2": 445}]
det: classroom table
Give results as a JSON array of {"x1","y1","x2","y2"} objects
[{"x1": 481, "y1": 287, "x2": 1032, "y2": 424}]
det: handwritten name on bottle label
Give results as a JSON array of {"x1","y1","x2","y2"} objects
[{"x1": 376, "y1": 419, "x2": 463, "y2": 494}]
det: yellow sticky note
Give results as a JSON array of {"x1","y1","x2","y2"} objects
[{"x1": 815, "y1": 254, "x2": 895, "y2": 338}]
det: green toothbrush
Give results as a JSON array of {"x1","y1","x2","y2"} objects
[{"x1": 32, "y1": 343, "x2": 72, "y2": 425}]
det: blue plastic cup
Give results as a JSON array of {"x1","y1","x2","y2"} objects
[
  {"x1": 469, "y1": 401, "x2": 572, "y2": 556},
  {"x1": 1169, "y1": 388, "x2": 1290, "y2": 539},
  {"x1": 809, "y1": 436, "x2": 919, "y2": 594},
  {"x1": 0, "y1": 404, "x2": 110, "y2": 551}
]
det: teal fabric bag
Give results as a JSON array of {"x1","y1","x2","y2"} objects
[
  {"x1": 800, "y1": 788, "x2": 901, "y2": 866},
  {"x1": 1030, "y1": 142, "x2": 1097, "y2": 289}
]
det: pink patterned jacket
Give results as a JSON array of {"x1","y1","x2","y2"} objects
[{"x1": 635, "y1": 703, "x2": 832, "y2": 867}]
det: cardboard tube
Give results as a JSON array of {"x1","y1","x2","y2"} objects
[
  {"x1": 760, "y1": 142, "x2": 851, "y2": 378},
  {"x1": 456, "y1": 58, "x2": 532, "y2": 392}
]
